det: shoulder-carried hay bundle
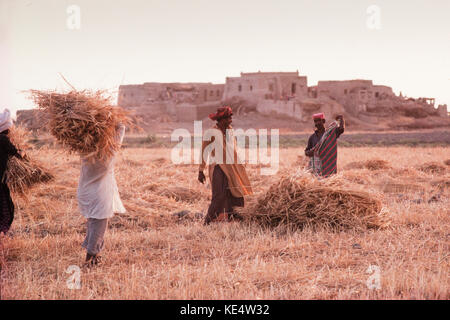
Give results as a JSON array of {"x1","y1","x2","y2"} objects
[
  {"x1": 29, "y1": 89, "x2": 132, "y2": 162},
  {"x1": 4, "y1": 127, "x2": 54, "y2": 196},
  {"x1": 238, "y1": 170, "x2": 389, "y2": 231}
]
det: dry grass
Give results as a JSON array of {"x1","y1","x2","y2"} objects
[{"x1": 0, "y1": 146, "x2": 449, "y2": 300}]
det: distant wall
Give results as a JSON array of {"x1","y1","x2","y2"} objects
[
  {"x1": 175, "y1": 104, "x2": 198, "y2": 122},
  {"x1": 223, "y1": 71, "x2": 308, "y2": 104},
  {"x1": 175, "y1": 103, "x2": 220, "y2": 122},
  {"x1": 316, "y1": 80, "x2": 396, "y2": 114},
  {"x1": 318, "y1": 80, "x2": 373, "y2": 101},
  {"x1": 373, "y1": 85, "x2": 394, "y2": 97},
  {"x1": 118, "y1": 85, "x2": 150, "y2": 107},
  {"x1": 257, "y1": 96, "x2": 345, "y2": 122},
  {"x1": 118, "y1": 83, "x2": 224, "y2": 112},
  {"x1": 257, "y1": 100, "x2": 303, "y2": 120},
  {"x1": 437, "y1": 104, "x2": 448, "y2": 117},
  {"x1": 15, "y1": 109, "x2": 45, "y2": 131}
]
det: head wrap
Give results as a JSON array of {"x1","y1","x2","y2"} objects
[
  {"x1": 0, "y1": 108, "x2": 13, "y2": 133},
  {"x1": 312, "y1": 112, "x2": 325, "y2": 120},
  {"x1": 209, "y1": 106, "x2": 233, "y2": 121}
]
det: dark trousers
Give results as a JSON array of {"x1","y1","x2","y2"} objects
[
  {"x1": 0, "y1": 183, "x2": 14, "y2": 234},
  {"x1": 204, "y1": 165, "x2": 244, "y2": 225}
]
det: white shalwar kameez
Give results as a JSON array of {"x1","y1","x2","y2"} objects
[{"x1": 77, "y1": 125, "x2": 126, "y2": 220}]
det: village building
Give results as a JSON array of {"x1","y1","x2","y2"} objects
[
  {"x1": 113, "y1": 72, "x2": 449, "y2": 123},
  {"x1": 118, "y1": 82, "x2": 224, "y2": 121},
  {"x1": 118, "y1": 82, "x2": 224, "y2": 108},
  {"x1": 223, "y1": 71, "x2": 308, "y2": 105},
  {"x1": 308, "y1": 80, "x2": 395, "y2": 113}
]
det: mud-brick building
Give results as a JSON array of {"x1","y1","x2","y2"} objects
[
  {"x1": 309, "y1": 80, "x2": 395, "y2": 113},
  {"x1": 118, "y1": 82, "x2": 224, "y2": 108},
  {"x1": 223, "y1": 71, "x2": 308, "y2": 105}
]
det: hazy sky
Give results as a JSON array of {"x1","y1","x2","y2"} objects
[{"x1": 1, "y1": 0, "x2": 449, "y2": 116}]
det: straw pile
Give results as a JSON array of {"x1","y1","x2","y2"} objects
[
  {"x1": 345, "y1": 159, "x2": 391, "y2": 171},
  {"x1": 238, "y1": 171, "x2": 388, "y2": 231},
  {"x1": 417, "y1": 162, "x2": 446, "y2": 174},
  {"x1": 29, "y1": 89, "x2": 132, "y2": 162},
  {"x1": 4, "y1": 127, "x2": 54, "y2": 196}
]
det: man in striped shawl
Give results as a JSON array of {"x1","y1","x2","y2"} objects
[{"x1": 305, "y1": 113, "x2": 345, "y2": 178}]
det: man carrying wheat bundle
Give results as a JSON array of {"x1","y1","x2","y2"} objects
[
  {"x1": 198, "y1": 106, "x2": 253, "y2": 225},
  {"x1": 78, "y1": 123, "x2": 126, "y2": 267},
  {"x1": 30, "y1": 89, "x2": 130, "y2": 268},
  {"x1": 305, "y1": 113, "x2": 345, "y2": 177}
]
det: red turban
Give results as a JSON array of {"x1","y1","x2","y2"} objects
[
  {"x1": 312, "y1": 112, "x2": 325, "y2": 120},
  {"x1": 209, "y1": 106, "x2": 233, "y2": 121}
]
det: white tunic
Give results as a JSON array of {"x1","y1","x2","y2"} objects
[{"x1": 77, "y1": 125, "x2": 126, "y2": 219}]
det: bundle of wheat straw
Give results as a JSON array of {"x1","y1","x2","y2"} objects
[
  {"x1": 5, "y1": 157, "x2": 54, "y2": 196},
  {"x1": 4, "y1": 127, "x2": 54, "y2": 196},
  {"x1": 238, "y1": 170, "x2": 389, "y2": 231},
  {"x1": 29, "y1": 89, "x2": 132, "y2": 162}
]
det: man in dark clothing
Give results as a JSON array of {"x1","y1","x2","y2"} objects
[
  {"x1": 305, "y1": 113, "x2": 345, "y2": 177},
  {"x1": 0, "y1": 131, "x2": 19, "y2": 234},
  {"x1": 0, "y1": 109, "x2": 22, "y2": 234}
]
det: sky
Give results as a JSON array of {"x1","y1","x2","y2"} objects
[{"x1": 1, "y1": 0, "x2": 449, "y2": 116}]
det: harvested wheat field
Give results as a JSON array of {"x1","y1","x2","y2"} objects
[{"x1": 0, "y1": 146, "x2": 449, "y2": 299}]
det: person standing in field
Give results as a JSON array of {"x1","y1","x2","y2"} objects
[
  {"x1": 77, "y1": 124, "x2": 126, "y2": 267},
  {"x1": 0, "y1": 109, "x2": 23, "y2": 235},
  {"x1": 198, "y1": 106, "x2": 253, "y2": 225},
  {"x1": 305, "y1": 113, "x2": 345, "y2": 177}
]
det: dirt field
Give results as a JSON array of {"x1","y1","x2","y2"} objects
[{"x1": 1, "y1": 146, "x2": 449, "y2": 299}]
